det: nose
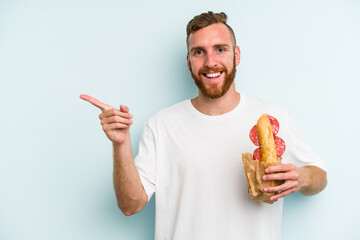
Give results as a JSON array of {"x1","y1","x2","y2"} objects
[{"x1": 204, "y1": 52, "x2": 218, "y2": 68}]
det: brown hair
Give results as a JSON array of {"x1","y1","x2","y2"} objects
[{"x1": 186, "y1": 11, "x2": 236, "y2": 50}]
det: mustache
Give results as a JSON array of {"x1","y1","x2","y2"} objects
[{"x1": 198, "y1": 67, "x2": 227, "y2": 75}]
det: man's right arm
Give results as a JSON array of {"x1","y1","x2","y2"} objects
[
  {"x1": 80, "y1": 95, "x2": 148, "y2": 216},
  {"x1": 112, "y1": 138, "x2": 148, "y2": 216}
]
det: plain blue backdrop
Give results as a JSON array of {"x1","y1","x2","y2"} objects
[{"x1": 1, "y1": 0, "x2": 359, "y2": 239}]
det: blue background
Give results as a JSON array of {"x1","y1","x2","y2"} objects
[{"x1": 1, "y1": 0, "x2": 359, "y2": 239}]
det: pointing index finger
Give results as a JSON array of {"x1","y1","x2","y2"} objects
[{"x1": 80, "y1": 94, "x2": 113, "y2": 111}]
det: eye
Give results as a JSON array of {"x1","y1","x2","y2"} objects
[
  {"x1": 194, "y1": 49, "x2": 204, "y2": 56},
  {"x1": 217, "y1": 48, "x2": 225, "y2": 53}
]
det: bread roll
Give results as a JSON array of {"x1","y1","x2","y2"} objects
[{"x1": 257, "y1": 114, "x2": 278, "y2": 167}]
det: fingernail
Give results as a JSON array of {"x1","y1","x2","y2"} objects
[
  {"x1": 263, "y1": 176, "x2": 267, "y2": 181},
  {"x1": 264, "y1": 188, "x2": 268, "y2": 192},
  {"x1": 270, "y1": 197, "x2": 274, "y2": 201},
  {"x1": 265, "y1": 168, "x2": 270, "y2": 173}
]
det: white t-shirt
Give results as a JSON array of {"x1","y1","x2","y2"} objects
[{"x1": 135, "y1": 94, "x2": 325, "y2": 240}]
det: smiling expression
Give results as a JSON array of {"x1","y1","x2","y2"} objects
[{"x1": 187, "y1": 23, "x2": 240, "y2": 99}]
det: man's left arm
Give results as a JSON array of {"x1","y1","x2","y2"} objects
[{"x1": 262, "y1": 164, "x2": 327, "y2": 201}]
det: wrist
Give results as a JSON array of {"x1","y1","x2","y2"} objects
[
  {"x1": 112, "y1": 136, "x2": 133, "y2": 163},
  {"x1": 113, "y1": 139, "x2": 130, "y2": 149},
  {"x1": 298, "y1": 167, "x2": 310, "y2": 194},
  {"x1": 112, "y1": 132, "x2": 131, "y2": 147}
]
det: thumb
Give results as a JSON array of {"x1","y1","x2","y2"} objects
[{"x1": 120, "y1": 105, "x2": 129, "y2": 113}]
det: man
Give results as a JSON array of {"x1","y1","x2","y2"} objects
[{"x1": 81, "y1": 12, "x2": 327, "y2": 240}]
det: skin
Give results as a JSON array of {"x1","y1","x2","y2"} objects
[
  {"x1": 263, "y1": 164, "x2": 327, "y2": 201},
  {"x1": 187, "y1": 23, "x2": 327, "y2": 201},
  {"x1": 80, "y1": 22, "x2": 327, "y2": 215},
  {"x1": 79, "y1": 95, "x2": 148, "y2": 216},
  {"x1": 187, "y1": 23, "x2": 241, "y2": 116}
]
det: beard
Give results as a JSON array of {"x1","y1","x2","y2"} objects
[{"x1": 190, "y1": 57, "x2": 236, "y2": 99}]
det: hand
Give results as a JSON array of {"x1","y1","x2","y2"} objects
[
  {"x1": 262, "y1": 164, "x2": 305, "y2": 201},
  {"x1": 80, "y1": 95, "x2": 133, "y2": 145}
]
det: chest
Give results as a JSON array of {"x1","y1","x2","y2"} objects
[{"x1": 156, "y1": 118, "x2": 254, "y2": 184}]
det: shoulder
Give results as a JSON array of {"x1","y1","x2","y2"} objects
[
  {"x1": 242, "y1": 94, "x2": 291, "y2": 126},
  {"x1": 146, "y1": 100, "x2": 190, "y2": 127},
  {"x1": 243, "y1": 94, "x2": 287, "y2": 112},
  {"x1": 242, "y1": 94, "x2": 288, "y2": 114}
]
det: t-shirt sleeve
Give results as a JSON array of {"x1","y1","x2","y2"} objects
[
  {"x1": 134, "y1": 122, "x2": 156, "y2": 203},
  {"x1": 282, "y1": 113, "x2": 326, "y2": 171}
]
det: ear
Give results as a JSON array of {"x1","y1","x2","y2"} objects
[
  {"x1": 187, "y1": 53, "x2": 191, "y2": 71},
  {"x1": 234, "y1": 46, "x2": 241, "y2": 66}
]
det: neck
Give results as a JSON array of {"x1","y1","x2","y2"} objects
[{"x1": 191, "y1": 84, "x2": 240, "y2": 116}]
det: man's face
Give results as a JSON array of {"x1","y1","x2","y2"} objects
[{"x1": 187, "y1": 23, "x2": 240, "y2": 99}]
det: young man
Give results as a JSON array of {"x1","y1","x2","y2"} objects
[{"x1": 81, "y1": 12, "x2": 327, "y2": 240}]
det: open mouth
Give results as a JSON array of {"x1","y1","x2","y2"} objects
[{"x1": 201, "y1": 71, "x2": 223, "y2": 82}]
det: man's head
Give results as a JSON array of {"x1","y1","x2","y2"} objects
[
  {"x1": 186, "y1": 12, "x2": 236, "y2": 51},
  {"x1": 186, "y1": 12, "x2": 240, "y2": 99}
]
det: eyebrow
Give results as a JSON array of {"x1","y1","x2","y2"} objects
[{"x1": 214, "y1": 44, "x2": 231, "y2": 49}]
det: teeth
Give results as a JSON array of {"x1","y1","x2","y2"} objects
[{"x1": 205, "y1": 72, "x2": 221, "y2": 78}]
